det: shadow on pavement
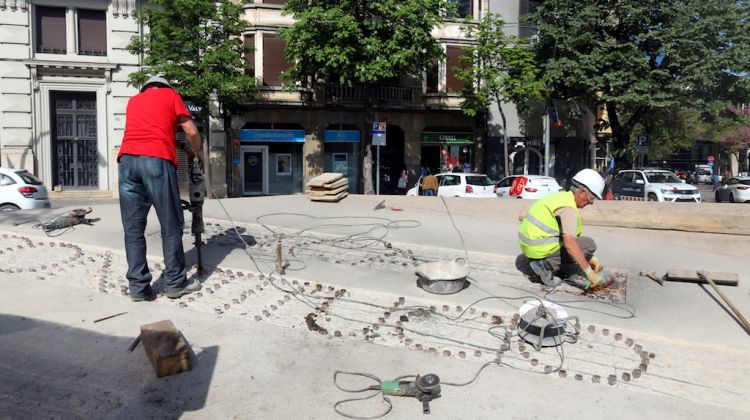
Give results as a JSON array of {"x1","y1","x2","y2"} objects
[{"x1": 0, "y1": 314, "x2": 217, "y2": 419}]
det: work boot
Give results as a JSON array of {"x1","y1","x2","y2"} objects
[
  {"x1": 131, "y1": 288, "x2": 157, "y2": 302},
  {"x1": 166, "y1": 279, "x2": 202, "y2": 299},
  {"x1": 529, "y1": 259, "x2": 559, "y2": 287}
]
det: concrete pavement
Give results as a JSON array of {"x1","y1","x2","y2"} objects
[{"x1": 1, "y1": 194, "x2": 748, "y2": 419}]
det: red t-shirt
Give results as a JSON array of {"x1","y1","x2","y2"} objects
[{"x1": 119, "y1": 87, "x2": 191, "y2": 166}]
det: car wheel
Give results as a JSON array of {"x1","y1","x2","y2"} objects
[
  {"x1": 730, "y1": 193, "x2": 735, "y2": 203},
  {"x1": 647, "y1": 193, "x2": 658, "y2": 202},
  {"x1": 715, "y1": 192, "x2": 721, "y2": 203},
  {"x1": 0, "y1": 203, "x2": 20, "y2": 212}
]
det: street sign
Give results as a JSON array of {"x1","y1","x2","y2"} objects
[
  {"x1": 635, "y1": 134, "x2": 650, "y2": 154},
  {"x1": 708, "y1": 155, "x2": 715, "y2": 163},
  {"x1": 372, "y1": 122, "x2": 386, "y2": 146}
]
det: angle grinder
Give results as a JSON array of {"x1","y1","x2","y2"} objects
[{"x1": 381, "y1": 374, "x2": 441, "y2": 414}]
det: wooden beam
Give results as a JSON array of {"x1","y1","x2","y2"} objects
[{"x1": 665, "y1": 269, "x2": 739, "y2": 286}]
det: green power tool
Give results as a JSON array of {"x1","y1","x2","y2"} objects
[{"x1": 381, "y1": 374, "x2": 441, "y2": 414}]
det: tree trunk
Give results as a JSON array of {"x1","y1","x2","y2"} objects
[
  {"x1": 362, "y1": 92, "x2": 375, "y2": 195},
  {"x1": 495, "y1": 97, "x2": 510, "y2": 177}
]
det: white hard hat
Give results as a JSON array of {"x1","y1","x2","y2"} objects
[
  {"x1": 140, "y1": 76, "x2": 172, "y2": 92},
  {"x1": 572, "y1": 168, "x2": 605, "y2": 199}
]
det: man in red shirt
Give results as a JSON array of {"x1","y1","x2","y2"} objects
[{"x1": 118, "y1": 76, "x2": 203, "y2": 301}]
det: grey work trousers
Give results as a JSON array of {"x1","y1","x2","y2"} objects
[{"x1": 543, "y1": 236, "x2": 596, "y2": 272}]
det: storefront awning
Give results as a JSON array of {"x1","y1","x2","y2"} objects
[
  {"x1": 324, "y1": 130, "x2": 360, "y2": 143},
  {"x1": 240, "y1": 129, "x2": 306, "y2": 143},
  {"x1": 421, "y1": 132, "x2": 474, "y2": 144}
]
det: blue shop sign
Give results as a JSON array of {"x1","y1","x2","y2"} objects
[
  {"x1": 240, "y1": 129, "x2": 306, "y2": 142},
  {"x1": 324, "y1": 130, "x2": 360, "y2": 143}
]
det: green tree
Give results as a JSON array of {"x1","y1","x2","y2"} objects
[
  {"x1": 279, "y1": 0, "x2": 450, "y2": 194},
  {"x1": 455, "y1": 13, "x2": 547, "y2": 177},
  {"x1": 717, "y1": 106, "x2": 750, "y2": 172},
  {"x1": 127, "y1": 0, "x2": 256, "y2": 107},
  {"x1": 529, "y1": 0, "x2": 750, "y2": 164}
]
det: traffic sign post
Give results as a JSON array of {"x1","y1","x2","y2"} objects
[{"x1": 372, "y1": 122, "x2": 386, "y2": 194}]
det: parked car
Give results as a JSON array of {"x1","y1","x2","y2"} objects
[
  {"x1": 0, "y1": 167, "x2": 50, "y2": 211},
  {"x1": 715, "y1": 177, "x2": 750, "y2": 203},
  {"x1": 695, "y1": 169, "x2": 713, "y2": 184},
  {"x1": 495, "y1": 175, "x2": 562, "y2": 199},
  {"x1": 610, "y1": 169, "x2": 701, "y2": 202},
  {"x1": 406, "y1": 173, "x2": 496, "y2": 198}
]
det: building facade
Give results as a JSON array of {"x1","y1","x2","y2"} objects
[
  {"x1": 0, "y1": 0, "x2": 146, "y2": 196},
  {"x1": 230, "y1": 0, "x2": 489, "y2": 196}
]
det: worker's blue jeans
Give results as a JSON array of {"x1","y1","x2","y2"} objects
[{"x1": 118, "y1": 155, "x2": 187, "y2": 298}]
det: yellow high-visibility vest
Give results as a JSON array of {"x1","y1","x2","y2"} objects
[{"x1": 518, "y1": 191, "x2": 582, "y2": 259}]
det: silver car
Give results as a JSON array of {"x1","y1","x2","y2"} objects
[{"x1": 0, "y1": 167, "x2": 50, "y2": 211}]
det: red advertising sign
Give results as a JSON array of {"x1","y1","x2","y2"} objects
[{"x1": 510, "y1": 176, "x2": 528, "y2": 196}]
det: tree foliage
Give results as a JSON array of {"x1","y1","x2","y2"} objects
[
  {"x1": 528, "y1": 0, "x2": 750, "y2": 157},
  {"x1": 279, "y1": 0, "x2": 450, "y2": 194},
  {"x1": 455, "y1": 13, "x2": 547, "y2": 176},
  {"x1": 717, "y1": 107, "x2": 750, "y2": 161},
  {"x1": 279, "y1": 0, "x2": 449, "y2": 87},
  {"x1": 127, "y1": 0, "x2": 256, "y2": 106}
]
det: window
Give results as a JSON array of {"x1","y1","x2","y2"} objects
[
  {"x1": 263, "y1": 0, "x2": 288, "y2": 4},
  {"x1": 15, "y1": 171, "x2": 43, "y2": 185},
  {"x1": 441, "y1": 175, "x2": 460, "y2": 186},
  {"x1": 36, "y1": 6, "x2": 67, "y2": 54},
  {"x1": 0, "y1": 174, "x2": 16, "y2": 186},
  {"x1": 446, "y1": 46, "x2": 469, "y2": 93},
  {"x1": 244, "y1": 35, "x2": 256, "y2": 77},
  {"x1": 263, "y1": 34, "x2": 289, "y2": 86},
  {"x1": 425, "y1": 60, "x2": 439, "y2": 93},
  {"x1": 78, "y1": 9, "x2": 107, "y2": 56},
  {"x1": 276, "y1": 154, "x2": 291, "y2": 175},
  {"x1": 448, "y1": 0, "x2": 473, "y2": 19}
]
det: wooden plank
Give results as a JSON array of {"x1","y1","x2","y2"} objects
[
  {"x1": 310, "y1": 191, "x2": 348, "y2": 202},
  {"x1": 665, "y1": 269, "x2": 739, "y2": 286},
  {"x1": 323, "y1": 177, "x2": 348, "y2": 190},
  {"x1": 307, "y1": 184, "x2": 348, "y2": 197},
  {"x1": 140, "y1": 320, "x2": 191, "y2": 378},
  {"x1": 307, "y1": 172, "x2": 344, "y2": 188}
]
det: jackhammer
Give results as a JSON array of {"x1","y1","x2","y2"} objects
[{"x1": 178, "y1": 141, "x2": 206, "y2": 274}]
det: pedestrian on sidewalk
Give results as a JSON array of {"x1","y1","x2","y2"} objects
[
  {"x1": 518, "y1": 169, "x2": 607, "y2": 290},
  {"x1": 118, "y1": 76, "x2": 203, "y2": 301},
  {"x1": 397, "y1": 168, "x2": 408, "y2": 194}
]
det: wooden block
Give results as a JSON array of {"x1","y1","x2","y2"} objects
[
  {"x1": 310, "y1": 191, "x2": 348, "y2": 202},
  {"x1": 665, "y1": 270, "x2": 739, "y2": 286},
  {"x1": 140, "y1": 320, "x2": 191, "y2": 378},
  {"x1": 307, "y1": 172, "x2": 344, "y2": 188},
  {"x1": 307, "y1": 185, "x2": 348, "y2": 197}
]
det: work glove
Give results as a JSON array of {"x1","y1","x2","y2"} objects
[
  {"x1": 583, "y1": 266, "x2": 604, "y2": 289},
  {"x1": 588, "y1": 257, "x2": 603, "y2": 273}
]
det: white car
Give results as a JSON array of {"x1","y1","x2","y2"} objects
[
  {"x1": 0, "y1": 167, "x2": 50, "y2": 211},
  {"x1": 406, "y1": 173, "x2": 496, "y2": 198},
  {"x1": 611, "y1": 169, "x2": 701, "y2": 202},
  {"x1": 715, "y1": 177, "x2": 750, "y2": 203},
  {"x1": 495, "y1": 175, "x2": 562, "y2": 199}
]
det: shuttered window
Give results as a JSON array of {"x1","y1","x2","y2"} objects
[
  {"x1": 36, "y1": 6, "x2": 67, "y2": 54},
  {"x1": 263, "y1": 34, "x2": 289, "y2": 87},
  {"x1": 446, "y1": 46, "x2": 468, "y2": 93},
  {"x1": 78, "y1": 9, "x2": 107, "y2": 56},
  {"x1": 263, "y1": 0, "x2": 288, "y2": 4},
  {"x1": 244, "y1": 35, "x2": 255, "y2": 77},
  {"x1": 425, "y1": 60, "x2": 439, "y2": 93}
]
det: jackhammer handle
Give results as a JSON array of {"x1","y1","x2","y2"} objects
[{"x1": 422, "y1": 396, "x2": 430, "y2": 414}]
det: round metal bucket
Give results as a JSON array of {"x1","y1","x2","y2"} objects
[{"x1": 415, "y1": 259, "x2": 470, "y2": 295}]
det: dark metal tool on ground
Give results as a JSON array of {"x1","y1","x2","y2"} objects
[
  {"x1": 381, "y1": 374, "x2": 441, "y2": 414},
  {"x1": 35, "y1": 207, "x2": 97, "y2": 233},
  {"x1": 179, "y1": 141, "x2": 206, "y2": 274}
]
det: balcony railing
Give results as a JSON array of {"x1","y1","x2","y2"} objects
[{"x1": 325, "y1": 85, "x2": 414, "y2": 105}]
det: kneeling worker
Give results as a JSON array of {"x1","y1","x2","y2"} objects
[{"x1": 518, "y1": 169, "x2": 607, "y2": 289}]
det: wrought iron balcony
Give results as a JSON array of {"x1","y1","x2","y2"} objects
[{"x1": 324, "y1": 84, "x2": 415, "y2": 106}]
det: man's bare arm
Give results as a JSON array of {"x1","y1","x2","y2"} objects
[
  {"x1": 178, "y1": 115, "x2": 203, "y2": 162},
  {"x1": 562, "y1": 233, "x2": 589, "y2": 270}
]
